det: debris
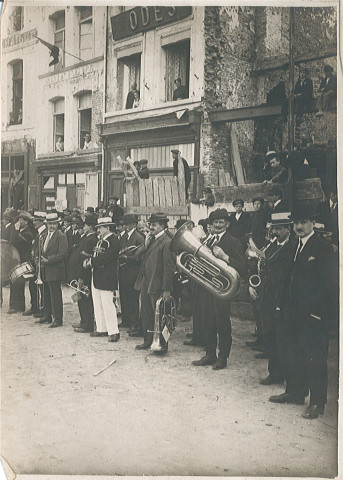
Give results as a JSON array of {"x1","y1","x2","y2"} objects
[
  {"x1": 93, "y1": 358, "x2": 117, "y2": 376},
  {"x1": 15, "y1": 333, "x2": 31, "y2": 337}
]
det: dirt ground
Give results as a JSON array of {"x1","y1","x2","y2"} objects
[{"x1": 1, "y1": 285, "x2": 338, "y2": 477}]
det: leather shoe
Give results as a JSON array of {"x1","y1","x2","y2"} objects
[
  {"x1": 255, "y1": 352, "x2": 269, "y2": 359},
  {"x1": 72, "y1": 323, "x2": 82, "y2": 328},
  {"x1": 33, "y1": 311, "x2": 44, "y2": 318},
  {"x1": 35, "y1": 317, "x2": 51, "y2": 324},
  {"x1": 269, "y1": 393, "x2": 304, "y2": 405},
  {"x1": 7, "y1": 308, "x2": 17, "y2": 314},
  {"x1": 22, "y1": 309, "x2": 38, "y2": 316},
  {"x1": 48, "y1": 321, "x2": 62, "y2": 328},
  {"x1": 192, "y1": 355, "x2": 217, "y2": 366},
  {"x1": 135, "y1": 342, "x2": 152, "y2": 350},
  {"x1": 74, "y1": 327, "x2": 92, "y2": 333},
  {"x1": 108, "y1": 333, "x2": 120, "y2": 342},
  {"x1": 129, "y1": 330, "x2": 143, "y2": 337},
  {"x1": 212, "y1": 358, "x2": 227, "y2": 370},
  {"x1": 302, "y1": 404, "x2": 324, "y2": 419},
  {"x1": 90, "y1": 332, "x2": 108, "y2": 337},
  {"x1": 260, "y1": 375, "x2": 284, "y2": 385}
]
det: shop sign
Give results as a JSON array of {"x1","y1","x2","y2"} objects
[
  {"x1": 111, "y1": 7, "x2": 192, "y2": 41},
  {"x1": 2, "y1": 28, "x2": 37, "y2": 49}
]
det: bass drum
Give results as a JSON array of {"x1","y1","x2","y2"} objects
[{"x1": 1, "y1": 240, "x2": 21, "y2": 284}]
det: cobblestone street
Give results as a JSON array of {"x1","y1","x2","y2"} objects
[{"x1": 1, "y1": 285, "x2": 338, "y2": 477}]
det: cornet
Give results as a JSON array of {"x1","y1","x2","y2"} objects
[{"x1": 68, "y1": 279, "x2": 90, "y2": 303}]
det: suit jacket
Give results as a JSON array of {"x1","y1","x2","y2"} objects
[
  {"x1": 32, "y1": 226, "x2": 48, "y2": 268},
  {"x1": 319, "y1": 74, "x2": 337, "y2": 94},
  {"x1": 217, "y1": 230, "x2": 247, "y2": 280},
  {"x1": 134, "y1": 232, "x2": 175, "y2": 294},
  {"x1": 79, "y1": 232, "x2": 99, "y2": 286},
  {"x1": 42, "y1": 230, "x2": 68, "y2": 282},
  {"x1": 228, "y1": 211, "x2": 251, "y2": 241},
  {"x1": 11, "y1": 226, "x2": 34, "y2": 263},
  {"x1": 118, "y1": 229, "x2": 145, "y2": 286},
  {"x1": 285, "y1": 233, "x2": 335, "y2": 322},
  {"x1": 294, "y1": 77, "x2": 313, "y2": 102},
  {"x1": 259, "y1": 237, "x2": 297, "y2": 332},
  {"x1": 65, "y1": 228, "x2": 74, "y2": 257},
  {"x1": 90, "y1": 233, "x2": 120, "y2": 291},
  {"x1": 250, "y1": 210, "x2": 268, "y2": 249}
]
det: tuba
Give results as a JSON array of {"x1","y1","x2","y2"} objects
[
  {"x1": 170, "y1": 222, "x2": 241, "y2": 301},
  {"x1": 148, "y1": 296, "x2": 176, "y2": 353}
]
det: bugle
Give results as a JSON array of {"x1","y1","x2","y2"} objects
[
  {"x1": 170, "y1": 222, "x2": 240, "y2": 301},
  {"x1": 68, "y1": 279, "x2": 90, "y2": 303}
]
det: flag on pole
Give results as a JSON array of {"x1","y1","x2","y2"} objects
[{"x1": 36, "y1": 36, "x2": 60, "y2": 66}]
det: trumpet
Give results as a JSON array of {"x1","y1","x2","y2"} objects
[
  {"x1": 68, "y1": 279, "x2": 90, "y2": 303},
  {"x1": 93, "y1": 238, "x2": 110, "y2": 256},
  {"x1": 170, "y1": 222, "x2": 240, "y2": 301},
  {"x1": 118, "y1": 244, "x2": 140, "y2": 266},
  {"x1": 148, "y1": 296, "x2": 176, "y2": 353}
]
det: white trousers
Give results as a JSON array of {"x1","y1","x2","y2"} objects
[{"x1": 91, "y1": 278, "x2": 119, "y2": 335}]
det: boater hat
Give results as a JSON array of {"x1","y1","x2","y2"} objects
[
  {"x1": 45, "y1": 213, "x2": 59, "y2": 223},
  {"x1": 33, "y1": 211, "x2": 47, "y2": 221},
  {"x1": 270, "y1": 212, "x2": 293, "y2": 226},
  {"x1": 95, "y1": 216, "x2": 114, "y2": 228}
]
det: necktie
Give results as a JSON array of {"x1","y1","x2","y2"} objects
[
  {"x1": 214, "y1": 234, "x2": 220, "y2": 244},
  {"x1": 43, "y1": 232, "x2": 52, "y2": 253},
  {"x1": 294, "y1": 238, "x2": 303, "y2": 261}
]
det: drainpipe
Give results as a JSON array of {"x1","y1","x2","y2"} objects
[{"x1": 100, "y1": 6, "x2": 109, "y2": 203}]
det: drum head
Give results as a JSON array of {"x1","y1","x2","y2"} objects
[{"x1": 1, "y1": 240, "x2": 20, "y2": 283}]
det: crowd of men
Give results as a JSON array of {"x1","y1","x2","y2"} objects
[{"x1": 1, "y1": 183, "x2": 339, "y2": 420}]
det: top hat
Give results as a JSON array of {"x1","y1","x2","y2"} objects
[
  {"x1": 45, "y1": 213, "x2": 60, "y2": 223},
  {"x1": 270, "y1": 212, "x2": 293, "y2": 225},
  {"x1": 289, "y1": 204, "x2": 318, "y2": 221},
  {"x1": 123, "y1": 213, "x2": 138, "y2": 224},
  {"x1": 95, "y1": 217, "x2": 114, "y2": 228},
  {"x1": 208, "y1": 208, "x2": 230, "y2": 221},
  {"x1": 147, "y1": 212, "x2": 169, "y2": 223},
  {"x1": 233, "y1": 198, "x2": 244, "y2": 207}
]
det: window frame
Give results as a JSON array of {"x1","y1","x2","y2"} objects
[
  {"x1": 78, "y1": 7, "x2": 93, "y2": 61},
  {"x1": 53, "y1": 99, "x2": 65, "y2": 152},
  {"x1": 162, "y1": 37, "x2": 190, "y2": 103},
  {"x1": 77, "y1": 92, "x2": 92, "y2": 148},
  {"x1": 53, "y1": 12, "x2": 65, "y2": 70}
]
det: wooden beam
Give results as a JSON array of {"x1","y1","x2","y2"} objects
[
  {"x1": 128, "y1": 206, "x2": 189, "y2": 215},
  {"x1": 252, "y1": 47, "x2": 336, "y2": 75},
  {"x1": 208, "y1": 104, "x2": 281, "y2": 123}
]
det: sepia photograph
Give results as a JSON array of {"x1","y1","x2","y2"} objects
[{"x1": 0, "y1": 1, "x2": 340, "y2": 478}]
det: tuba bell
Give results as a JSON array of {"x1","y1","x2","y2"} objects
[{"x1": 170, "y1": 222, "x2": 241, "y2": 301}]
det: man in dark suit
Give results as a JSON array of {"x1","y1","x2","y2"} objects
[
  {"x1": 250, "y1": 197, "x2": 268, "y2": 249},
  {"x1": 73, "y1": 215, "x2": 99, "y2": 333},
  {"x1": 84, "y1": 217, "x2": 120, "y2": 342},
  {"x1": 118, "y1": 213, "x2": 145, "y2": 332},
  {"x1": 134, "y1": 212, "x2": 175, "y2": 351},
  {"x1": 40, "y1": 212, "x2": 68, "y2": 328},
  {"x1": 249, "y1": 212, "x2": 297, "y2": 384},
  {"x1": 267, "y1": 186, "x2": 287, "y2": 214},
  {"x1": 294, "y1": 68, "x2": 313, "y2": 120},
  {"x1": 106, "y1": 197, "x2": 124, "y2": 220},
  {"x1": 316, "y1": 64, "x2": 336, "y2": 116},
  {"x1": 269, "y1": 204, "x2": 336, "y2": 419},
  {"x1": 8, "y1": 211, "x2": 34, "y2": 314},
  {"x1": 193, "y1": 208, "x2": 247, "y2": 370},
  {"x1": 228, "y1": 199, "x2": 251, "y2": 244}
]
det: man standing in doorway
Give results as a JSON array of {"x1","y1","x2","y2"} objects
[{"x1": 171, "y1": 149, "x2": 191, "y2": 200}]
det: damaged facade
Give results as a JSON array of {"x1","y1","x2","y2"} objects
[{"x1": 1, "y1": 6, "x2": 337, "y2": 213}]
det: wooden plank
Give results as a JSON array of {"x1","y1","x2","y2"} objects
[
  {"x1": 158, "y1": 177, "x2": 166, "y2": 207},
  {"x1": 125, "y1": 178, "x2": 134, "y2": 207},
  {"x1": 170, "y1": 176, "x2": 180, "y2": 206},
  {"x1": 132, "y1": 178, "x2": 140, "y2": 207},
  {"x1": 152, "y1": 177, "x2": 160, "y2": 206},
  {"x1": 252, "y1": 46, "x2": 337, "y2": 75},
  {"x1": 164, "y1": 177, "x2": 173, "y2": 207},
  {"x1": 208, "y1": 104, "x2": 282, "y2": 123},
  {"x1": 177, "y1": 158, "x2": 186, "y2": 205},
  {"x1": 129, "y1": 206, "x2": 189, "y2": 215},
  {"x1": 145, "y1": 178, "x2": 154, "y2": 208},
  {"x1": 229, "y1": 124, "x2": 245, "y2": 185},
  {"x1": 139, "y1": 178, "x2": 146, "y2": 207}
]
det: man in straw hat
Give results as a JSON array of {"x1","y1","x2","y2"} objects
[
  {"x1": 249, "y1": 212, "x2": 296, "y2": 385},
  {"x1": 134, "y1": 212, "x2": 175, "y2": 351},
  {"x1": 269, "y1": 204, "x2": 336, "y2": 419},
  {"x1": 39, "y1": 212, "x2": 68, "y2": 327},
  {"x1": 84, "y1": 216, "x2": 120, "y2": 342}
]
